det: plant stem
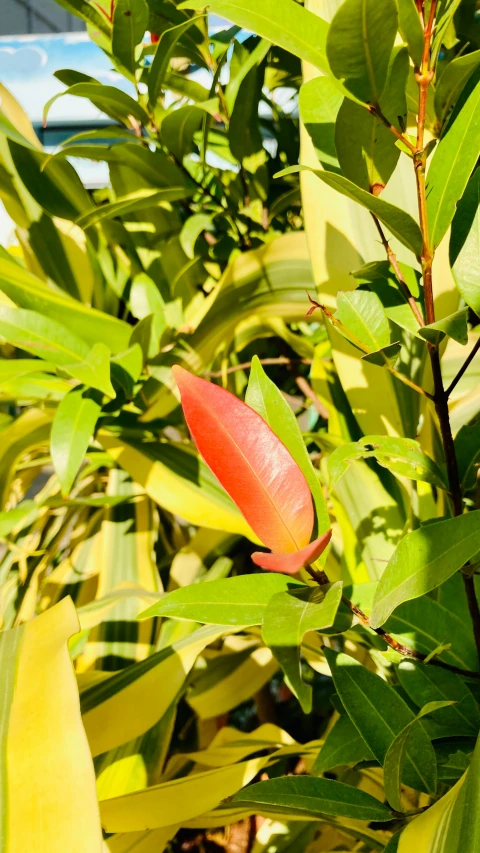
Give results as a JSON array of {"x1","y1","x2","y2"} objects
[
  {"x1": 367, "y1": 104, "x2": 416, "y2": 154},
  {"x1": 446, "y1": 337, "x2": 480, "y2": 397},
  {"x1": 340, "y1": 595, "x2": 480, "y2": 678},
  {"x1": 205, "y1": 356, "x2": 313, "y2": 377},
  {"x1": 371, "y1": 215, "x2": 425, "y2": 327},
  {"x1": 413, "y1": 0, "x2": 480, "y2": 662}
]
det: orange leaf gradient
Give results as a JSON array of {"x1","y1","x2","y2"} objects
[{"x1": 252, "y1": 530, "x2": 332, "y2": 574}]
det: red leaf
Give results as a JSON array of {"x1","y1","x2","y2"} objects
[
  {"x1": 173, "y1": 366, "x2": 314, "y2": 553},
  {"x1": 252, "y1": 531, "x2": 332, "y2": 574}
]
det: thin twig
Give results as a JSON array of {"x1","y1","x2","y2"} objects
[
  {"x1": 371, "y1": 214, "x2": 425, "y2": 326},
  {"x1": 446, "y1": 337, "x2": 480, "y2": 398},
  {"x1": 204, "y1": 356, "x2": 312, "y2": 377},
  {"x1": 295, "y1": 376, "x2": 329, "y2": 419},
  {"x1": 367, "y1": 104, "x2": 417, "y2": 154}
]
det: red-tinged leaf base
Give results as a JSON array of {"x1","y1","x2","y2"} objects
[{"x1": 252, "y1": 530, "x2": 332, "y2": 574}]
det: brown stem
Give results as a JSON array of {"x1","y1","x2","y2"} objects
[
  {"x1": 371, "y1": 215, "x2": 425, "y2": 327},
  {"x1": 204, "y1": 356, "x2": 312, "y2": 377},
  {"x1": 446, "y1": 337, "x2": 480, "y2": 397},
  {"x1": 367, "y1": 104, "x2": 416, "y2": 154},
  {"x1": 341, "y1": 596, "x2": 480, "y2": 679},
  {"x1": 295, "y1": 376, "x2": 329, "y2": 419},
  {"x1": 413, "y1": 0, "x2": 480, "y2": 662}
]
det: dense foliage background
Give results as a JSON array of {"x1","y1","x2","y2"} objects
[{"x1": 1, "y1": 0, "x2": 480, "y2": 851}]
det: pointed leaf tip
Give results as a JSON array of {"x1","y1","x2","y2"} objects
[
  {"x1": 252, "y1": 530, "x2": 332, "y2": 574},
  {"x1": 173, "y1": 366, "x2": 314, "y2": 553}
]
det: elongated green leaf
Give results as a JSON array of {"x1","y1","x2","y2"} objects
[
  {"x1": 336, "y1": 289, "x2": 390, "y2": 351},
  {"x1": 455, "y1": 420, "x2": 480, "y2": 492},
  {"x1": 0, "y1": 358, "x2": 56, "y2": 388},
  {"x1": 226, "y1": 37, "x2": 271, "y2": 114},
  {"x1": 53, "y1": 0, "x2": 111, "y2": 35},
  {"x1": 278, "y1": 166, "x2": 423, "y2": 255},
  {"x1": 44, "y1": 83, "x2": 149, "y2": 128},
  {"x1": 426, "y1": 67, "x2": 480, "y2": 249},
  {"x1": 299, "y1": 76, "x2": 342, "y2": 171},
  {"x1": 0, "y1": 254, "x2": 131, "y2": 353},
  {"x1": 397, "y1": 0, "x2": 424, "y2": 66},
  {"x1": 450, "y1": 168, "x2": 480, "y2": 315},
  {"x1": 148, "y1": 19, "x2": 198, "y2": 106},
  {"x1": 329, "y1": 435, "x2": 447, "y2": 488},
  {"x1": 418, "y1": 307, "x2": 469, "y2": 346},
  {"x1": 371, "y1": 512, "x2": 480, "y2": 628},
  {"x1": 312, "y1": 714, "x2": 374, "y2": 774},
  {"x1": 384, "y1": 702, "x2": 449, "y2": 812},
  {"x1": 65, "y1": 342, "x2": 115, "y2": 397},
  {"x1": 76, "y1": 186, "x2": 194, "y2": 229},
  {"x1": 435, "y1": 50, "x2": 480, "y2": 124},
  {"x1": 138, "y1": 574, "x2": 305, "y2": 625},
  {"x1": 326, "y1": 0, "x2": 398, "y2": 103},
  {"x1": 325, "y1": 649, "x2": 436, "y2": 793},
  {"x1": 0, "y1": 598, "x2": 102, "y2": 851},
  {"x1": 245, "y1": 356, "x2": 329, "y2": 538},
  {"x1": 335, "y1": 98, "x2": 399, "y2": 192},
  {"x1": 397, "y1": 660, "x2": 480, "y2": 735},
  {"x1": 0, "y1": 305, "x2": 90, "y2": 366},
  {"x1": 51, "y1": 387, "x2": 101, "y2": 497},
  {"x1": 180, "y1": 0, "x2": 330, "y2": 72},
  {"x1": 112, "y1": 0, "x2": 149, "y2": 74},
  {"x1": 262, "y1": 583, "x2": 343, "y2": 713},
  {"x1": 231, "y1": 775, "x2": 394, "y2": 822}
]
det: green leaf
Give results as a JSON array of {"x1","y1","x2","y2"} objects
[
  {"x1": 397, "y1": 0, "x2": 424, "y2": 66},
  {"x1": 312, "y1": 714, "x2": 374, "y2": 774},
  {"x1": 0, "y1": 500, "x2": 38, "y2": 538},
  {"x1": 0, "y1": 358, "x2": 57, "y2": 389},
  {"x1": 64, "y1": 342, "x2": 115, "y2": 397},
  {"x1": 328, "y1": 435, "x2": 447, "y2": 489},
  {"x1": 262, "y1": 583, "x2": 343, "y2": 713},
  {"x1": 180, "y1": 0, "x2": 330, "y2": 73},
  {"x1": 326, "y1": 0, "x2": 398, "y2": 103},
  {"x1": 148, "y1": 18, "x2": 199, "y2": 107},
  {"x1": 112, "y1": 0, "x2": 149, "y2": 74},
  {"x1": 362, "y1": 342, "x2": 402, "y2": 365},
  {"x1": 418, "y1": 307, "x2": 469, "y2": 346},
  {"x1": 450, "y1": 168, "x2": 480, "y2": 315},
  {"x1": 439, "y1": 732, "x2": 480, "y2": 852},
  {"x1": 231, "y1": 775, "x2": 394, "y2": 822},
  {"x1": 138, "y1": 574, "x2": 306, "y2": 625},
  {"x1": 76, "y1": 186, "x2": 194, "y2": 229},
  {"x1": 0, "y1": 305, "x2": 90, "y2": 367},
  {"x1": 0, "y1": 255, "x2": 131, "y2": 354},
  {"x1": 426, "y1": 67, "x2": 480, "y2": 249},
  {"x1": 384, "y1": 702, "x2": 447, "y2": 812},
  {"x1": 324, "y1": 649, "x2": 436, "y2": 794},
  {"x1": 229, "y1": 48, "x2": 265, "y2": 162},
  {"x1": 44, "y1": 83, "x2": 149, "y2": 128},
  {"x1": 226, "y1": 37, "x2": 271, "y2": 115},
  {"x1": 336, "y1": 289, "x2": 390, "y2": 351},
  {"x1": 50, "y1": 387, "x2": 102, "y2": 497},
  {"x1": 277, "y1": 166, "x2": 423, "y2": 255},
  {"x1": 335, "y1": 99, "x2": 399, "y2": 192},
  {"x1": 455, "y1": 421, "x2": 480, "y2": 492},
  {"x1": 245, "y1": 356, "x2": 329, "y2": 539},
  {"x1": 161, "y1": 105, "x2": 205, "y2": 160},
  {"x1": 53, "y1": 0, "x2": 111, "y2": 35},
  {"x1": 299, "y1": 76, "x2": 342, "y2": 171},
  {"x1": 435, "y1": 50, "x2": 480, "y2": 124},
  {"x1": 371, "y1": 512, "x2": 480, "y2": 628},
  {"x1": 397, "y1": 660, "x2": 480, "y2": 736}
]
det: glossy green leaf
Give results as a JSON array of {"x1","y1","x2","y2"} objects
[
  {"x1": 148, "y1": 19, "x2": 199, "y2": 106},
  {"x1": 312, "y1": 714, "x2": 374, "y2": 774},
  {"x1": 226, "y1": 37, "x2": 271, "y2": 114},
  {"x1": 328, "y1": 435, "x2": 447, "y2": 488},
  {"x1": 299, "y1": 76, "x2": 342, "y2": 171},
  {"x1": 161, "y1": 105, "x2": 205, "y2": 161},
  {"x1": 335, "y1": 99, "x2": 399, "y2": 192},
  {"x1": 325, "y1": 649, "x2": 437, "y2": 793},
  {"x1": 180, "y1": 0, "x2": 330, "y2": 73},
  {"x1": 44, "y1": 83, "x2": 149, "y2": 128},
  {"x1": 0, "y1": 500, "x2": 38, "y2": 538},
  {"x1": 50, "y1": 387, "x2": 102, "y2": 497},
  {"x1": 418, "y1": 308, "x2": 469, "y2": 346},
  {"x1": 326, "y1": 0, "x2": 398, "y2": 103},
  {"x1": 397, "y1": 0, "x2": 424, "y2": 66},
  {"x1": 0, "y1": 254, "x2": 131, "y2": 353},
  {"x1": 361, "y1": 342, "x2": 402, "y2": 365},
  {"x1": 0, "y1": 359, "x2": 57, "y2": 388},
  {"x1": 371, "y1": 512, "x2": 480, "y2": 628},
  {"x1": 384, "y1": 702, "x2": 448, "y2": 812},
  {"x1": 112, "y1": 0, "x2": 149, "y2": 74},
  {"x1": 229, "y1": 48, "x2": 265, "y2": 163},
  {"x1": 397, "y1": 660, "x2": 480, "y2": 736},
  {"x1": 336, "y1": 289, "x2": 390, "y2": 351},
  {"x1": 435, "y1": 50, "x2": 480, "y2": 124},
  {"x1": 426, "y1": 67, "x2": 480, "y2": 249},
  {"x1": 53, "y1": 0, "x2": 111, "y2": 35},
  {"x1": 455, "y1": 421, "x2": 480, "y2": 492},
  {"x1": 262, "y1": 582, "x2": 343, "y2": 712},
  {"x1": 231, "y1": 775, "x2": 394, "y2": 822},
  {"x1": 138, "y1": 574, "x2": 305, "y2": 625},
  {"x1": 76, "y1": 187, "x2": 194, "y2": 229},
  {"x1": 450, "y1": 168, "x2": 480, "y2": 315},
  {"x1": 64, "y1": 343, "x2": 115, "y2": 397},
  {"x1": 245, "y1": 356, "x2": 329, "y2": 538},
  {"x1": 277, "y1": 166, "x2": 423, "y2": 255}
]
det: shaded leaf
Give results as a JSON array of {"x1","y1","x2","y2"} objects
[
  {"x1": 450, "y1": 167, "x2": 480, "y2": 315},
  {"x1": 50, "y1": 387, "x2": 102, "y2": 497}
]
